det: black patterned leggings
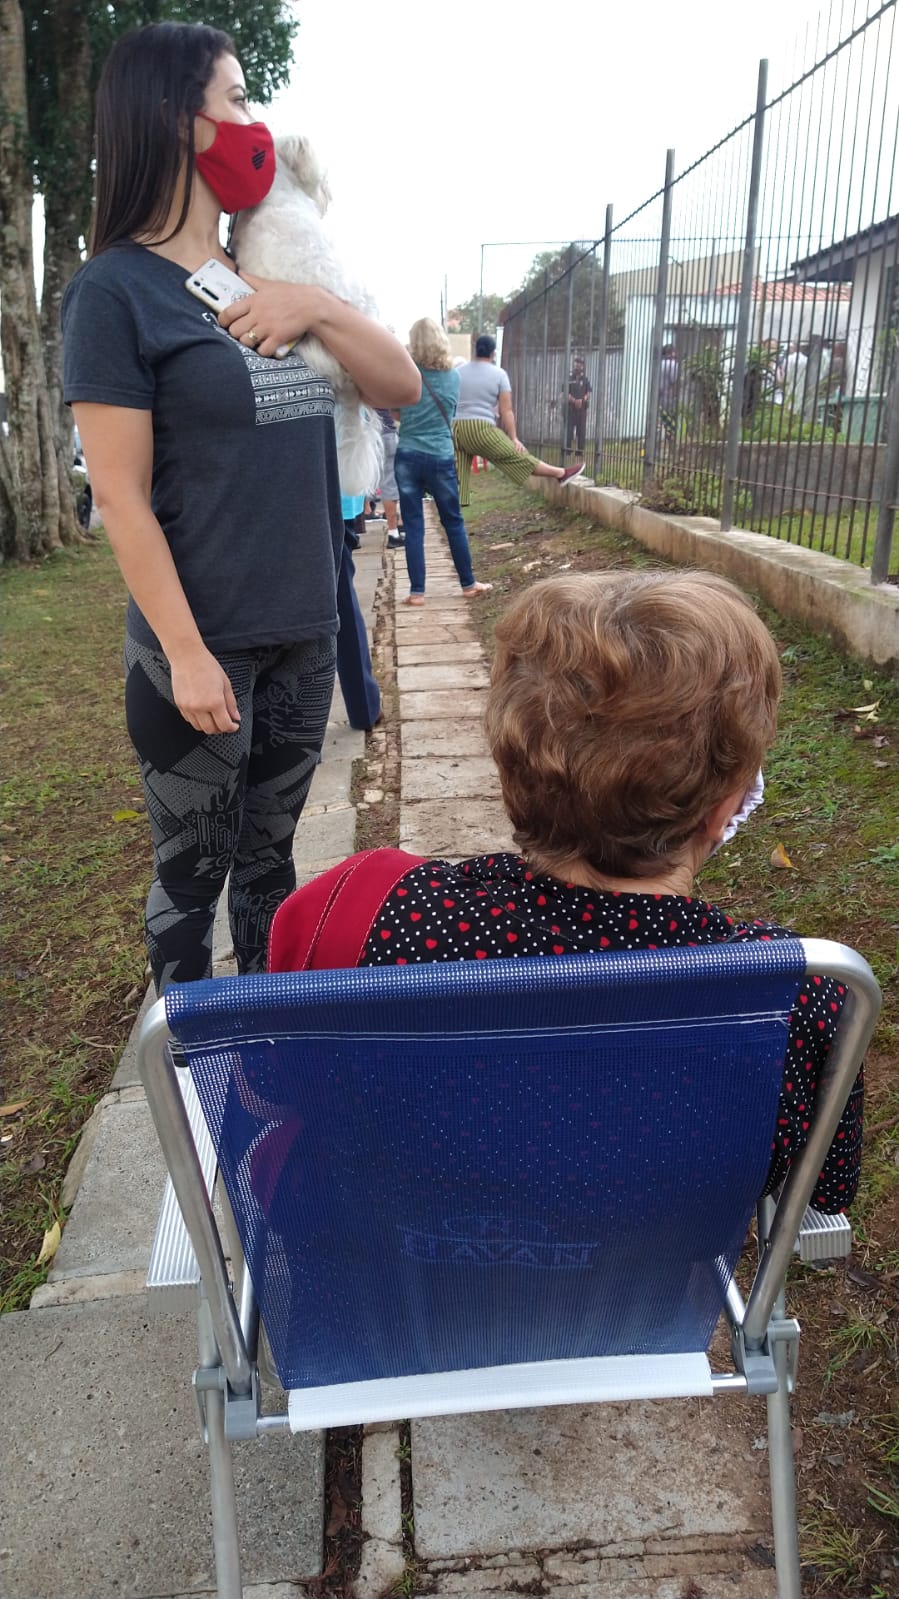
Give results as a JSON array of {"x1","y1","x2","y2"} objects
[{"x1": 125, "y1": 632, "x2": 336, "y2": 991}]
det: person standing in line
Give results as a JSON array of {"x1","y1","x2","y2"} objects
[
  {"x1": 565, "y1": 356, "x2": 592, "y2": 458},
  {"x1": 337, "y1": 492, "x2": 382, "y2": 731},
  {"x1": 62, "y1": 22, "x2": 418, "y2": 990},
  {"x1": 394, "y1": 318, "x2": 492, "y2": 607},
  {"x1": 374, "y1": 408, "x2": 404, "y2": 547},
  {"x1": 453, "y1": 335, "x2": 586, "y2": 506}
]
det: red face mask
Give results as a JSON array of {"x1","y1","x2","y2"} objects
[{"x1": 194, "y1": 112, "x2": 275, "y2": 214}]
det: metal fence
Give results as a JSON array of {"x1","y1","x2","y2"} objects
[{"x1": 499, "y1": 0, "x2": 899, "y2": 582}]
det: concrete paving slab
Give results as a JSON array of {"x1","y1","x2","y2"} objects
[
  {"x1": 394, "y1": 611, "x2": 475, "y2": 630},
  {"x1": 397, "y1": 643, "x2": 485, "y2": 665},
  {"x1": 425, "y1": 1573, "x2": 774, "y2": 1599},
  {"x1": 400, "y1": 800, "x2": 516, "y2": 858},
  {"x1": 293, "y1": 805, "x2": 358, "y2": 867},
  {"x1": 397, "y1": 663, "x2": 490, "y2": 693},
  {"x1": 394, "y1": 626, "x2": 475, "y2": 647},
  {"x1": 305, "y1": 758, "x2": 355, "y2": 810},
  {"x1": 401, "y1": 720, "x2": 493, "y2": 759},
  {"x1": 0, "y1": 1300, "x2": 323, "y2": 1597},
  {"x1": 47, "y1": 1097, "x2": 166, "y2": 1284},
  {"x1": 322, "y1": 721, "x2": 366, "y2": 759},
  {"x1": 402, "y1": 757, "x2": 502, "y2": 802},
  {"x1": 400, "y1": 689, "x2": 490, "y2": 720},
  {"x1": 411, "y1": 1400, "x2": 773, "y2": 1560}
]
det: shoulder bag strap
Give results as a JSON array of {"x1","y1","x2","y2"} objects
[{"x1": 419, "y1": 369, "x2": 455, "y2": 440}]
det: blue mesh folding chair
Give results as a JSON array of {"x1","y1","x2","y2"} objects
[{"x1": 137, "y1": 939, "x2": 879, "y2": 1599}]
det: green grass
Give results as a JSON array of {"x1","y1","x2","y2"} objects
[{"x1": 1, "y1": 538, "x2": 149, "y2": 1310}]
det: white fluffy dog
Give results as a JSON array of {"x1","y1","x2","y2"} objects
[{"x1": 231, "y1": 135, "x2": 383, "y2": 497}]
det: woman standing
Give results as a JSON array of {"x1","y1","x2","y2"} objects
[
  {"x1": 453, "y1": 334, "x2": 585, "y2": 506},
  {"x1": 62, "y1": 22, "x2": 418, "y2": 989},
  {"x1": 394, "y1": 319, "x2": 491, "y2": 606}
]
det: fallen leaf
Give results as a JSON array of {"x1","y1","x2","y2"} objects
[
  {"x1": 0, "y1": 1101, "x2": 28, "y2": 1117},
  {"x1": 112, "y1": 809, "x2": 140, "y2": 823},
  {"x1": 325, "y1": 1487, "x2": 348, "y2": 1537},
  {"x1": 846, "y1": 1265, "x2": 880, "y2": 1291},
  {"x1": 847, "y1": 701, "x2": 880, "y2": 714},
  {"x1": 871, "y1": 735, "x2": 889, "y2": 748},
  {"x1": 770, "y1": 843, "x2": 795, "y2": 870},
  {"x1": 23, "y1": 1152, "x2": 46, "y2": 1174},
  {"x1": 37, "y1": 1220, "x2": 61, "y2": 1266}
]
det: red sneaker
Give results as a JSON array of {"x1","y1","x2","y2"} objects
[{"x1": 560, "y1": 463, "x2": 586, "y2": 485}]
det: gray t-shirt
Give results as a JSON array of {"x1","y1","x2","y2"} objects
[
  {"x1": 62, "y1": 241, "x2": 344, "y2": 654},
  {"x1": 455, "y1": 359, "x2": 512, "y2": 424}
]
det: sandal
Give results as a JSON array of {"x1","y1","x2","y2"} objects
[{"x1": 462, "y1": 582, "x2": 493, "y2": 598}]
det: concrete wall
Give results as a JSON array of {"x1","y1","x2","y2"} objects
[
  {"x1": 536, "y1": 478, "x2": 899, "y2": 666},
  {"x1": 675, "y1": 439, "x2": 885, "y2": 517}
]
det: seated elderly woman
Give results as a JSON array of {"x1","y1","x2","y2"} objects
[{"x1": 271, "y1": 568, "x2": 862, "y2": 1213}]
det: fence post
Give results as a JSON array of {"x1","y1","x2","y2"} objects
[
  {"x1": 539, "y1": 268, "x2": 550, "y2": 457},
  {"x1": 643, "y1": 149, "x2": 676, "y2": 485},
  {"x1": 521, "y1": 296, "x2": 531, "y2": 447},
  {"x1": 594, "y1": 205, "x2": 613, "y2": 479},
  {"x1": 561, "y1": 244, "x2": 575, "y2": 460},
  {"x1": 721, "y1": 59, "x2": 768, "y2": 531},
  {"x1": 871, "y1": 353, "x2": 899, "y2": 584}
]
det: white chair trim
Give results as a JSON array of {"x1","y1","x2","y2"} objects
[{"x1": 287, "y1": 1351, "x2": 714, "y2": 1431}]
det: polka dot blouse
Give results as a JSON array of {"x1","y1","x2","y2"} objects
[{"x1": 362, "y1": 853, "x2": 862, "y2": 1213}]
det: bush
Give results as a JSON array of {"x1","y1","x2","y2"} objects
[{"x1": 640, "y1": 470, "x2": 753, "y2": 523}]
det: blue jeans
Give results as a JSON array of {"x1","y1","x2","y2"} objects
[
  {"x1": 394, "y1": 449, "x2": 475, "y2": 595},
  {"x1": 337, "y1": 519, "x2": 381, "y2": 731}
]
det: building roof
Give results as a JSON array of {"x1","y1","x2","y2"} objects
[
  {"x1": 790, "y1": 214, "x2": 898, "y2": 283},
  {"x1": 715, "y1": 278, "x2": 851, "y2": 301}
]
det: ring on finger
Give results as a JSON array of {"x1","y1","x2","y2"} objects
[{"x1": 246, "y1": 327, "x2": 258, "y2": 345}]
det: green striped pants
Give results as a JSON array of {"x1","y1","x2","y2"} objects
[{"x1": 452, "y1": 418, "x2": 540, "y2": 506}]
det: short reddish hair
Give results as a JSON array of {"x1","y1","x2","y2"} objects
[{"x1": 485, "y1": 570, "x2": 781, "y2": 877}]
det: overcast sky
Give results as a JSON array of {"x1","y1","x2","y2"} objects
[{"x1": 264, "y1": 0, "x2": 857, "y2": 334}]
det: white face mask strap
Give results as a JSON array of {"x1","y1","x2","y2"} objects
[{"x1": 713, "y1": 770, "x2": 766, "y2": 853}]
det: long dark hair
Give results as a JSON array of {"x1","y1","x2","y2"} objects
[{"x1": 90, "y1": 22, "x2": 234, "y2": 255}]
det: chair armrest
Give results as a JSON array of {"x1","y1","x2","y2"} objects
[{"x1": 147, "y1": 1067, "x2": 219, "y2": 1311}]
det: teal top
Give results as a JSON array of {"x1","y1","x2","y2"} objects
[{"x1": 396, "y1": 366, "x2": 459, "y2": 457}]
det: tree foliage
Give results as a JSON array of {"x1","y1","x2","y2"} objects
[
  {"x1": 24, "y1": 0, "x2": 299, "y2": 248},
  {"x1": 454, "y1": 245, "x2": 627, "y2": 356},
  {"x1": 448, "y1": 292, "x2": 507, "y2": 335}
]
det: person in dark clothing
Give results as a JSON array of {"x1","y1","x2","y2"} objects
[
  {"x1": 336, "y1": 498, "x2": 381, "y2": 731},
  {"x1": 566, "y1": 356, "x2": 592, "y2": 456},
  {"x1": 62, "y1": 21, "x2": 416, "y2": 989}
]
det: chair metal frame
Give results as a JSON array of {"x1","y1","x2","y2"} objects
[{"x1": 137, "y1": 937, "x2": 880, "y2": 1599}]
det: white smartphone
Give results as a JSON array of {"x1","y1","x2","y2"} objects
[{"x1": 185, "y1": 257, "x2": 254, "y2": 310}]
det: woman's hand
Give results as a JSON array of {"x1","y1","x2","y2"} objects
[
  {"x1": 219, "y1": 275, "x2": 420, "y2": 406},
  {"x1": 169, "y1": 644, "x2": 241, "y2": 735},
  {"x1": 218, "y1": 276, "x2": 326, "y2": 358}
]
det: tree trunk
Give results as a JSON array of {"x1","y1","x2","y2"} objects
[
  {"x1": 39, "y1": 0, "x2": 94, "y2": 450},
  {"x1": 0, "y1": 0, "x2": 79, "y2": 561}
]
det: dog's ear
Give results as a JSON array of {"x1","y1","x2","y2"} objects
[{"x1": 274, "y1": 133, "x2": 331, "y2": 216}]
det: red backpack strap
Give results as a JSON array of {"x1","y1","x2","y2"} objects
[{"x1": 267, "y1": 848, "x2": 425, "y2": 972}]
